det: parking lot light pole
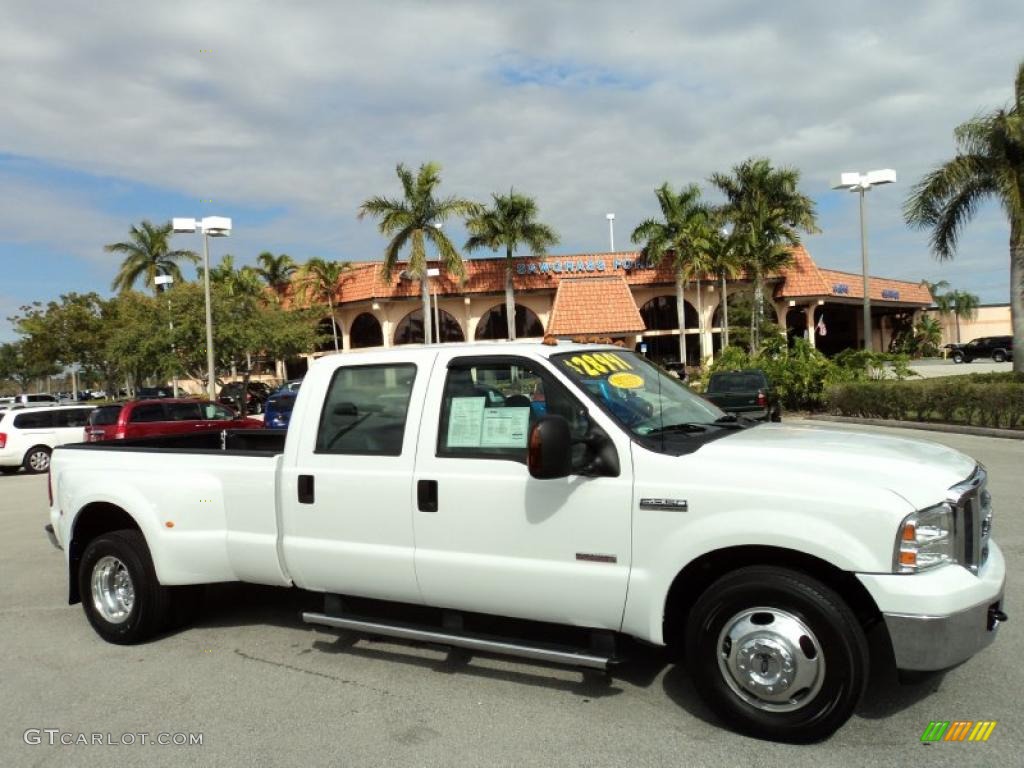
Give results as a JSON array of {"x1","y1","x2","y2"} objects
[
  {"x1": 154, "y1": 274, "x2": 178, "y2": 397},
  {"x1": 832, "y1": 170, "x2": 896, "y2": 350},
  {"x1": 172, "y1": 216, "x2": 232, "y2": 399}
]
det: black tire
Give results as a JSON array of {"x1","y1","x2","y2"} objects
[
  {"x1": 0, "y1": 466, "x2": 19, "y2": 475},
  {"x1": 992, "y1": 350, "x2": 1006, "y2": 363},
  {"x1": 951, "y1": 352, "x2": 964, "y2": 363},
  {"x1": 771, "y1": 408, "x2": 782, "y2": 423},
  {"x1": 685, "y1": 566, "x2": 869, "y2": 743},
  {"x1": 22, "y1": 445, "x2": 52, "y2": 474},
  {"x1": 79, "y1": 530, "x2": 170, "y2": 644}
]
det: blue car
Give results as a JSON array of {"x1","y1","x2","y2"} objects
[{"x1": 264, "y1": 380, "x2": 302, "y2": 429}]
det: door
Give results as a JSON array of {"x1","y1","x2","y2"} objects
[
  {"x1": 280, "y1": 359, "x2": 427, "y2": 602},
  {"x1": 412, "y1": 353, "x2": 634, "y2": 630}
]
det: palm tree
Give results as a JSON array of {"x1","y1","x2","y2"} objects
[
  {"x1": 107, "y1": 220, "x2": 198, "y2": 295},
  {"x1": 255, "y1": 252, "x2": 297, "y2": 302},
  {"x1": 711, "y1": 158, "x2": 819, "y2": 351},
  {"x1": 706, "y1": 213, "x2": 744, "y2": 348},
  {"x1": 301, "y1": 258, "x2": 352, "y2": 352},
  {"x1": 950, "y1": 290, "x2": 981, "y2": 343},
  {"x1": 465, "y1": 190, "x2": 560, "y2": 340},
  {"x1": 905, "y1": 60, "x2": 1024, "y2": 373},
  {"x1": 358, "y1": 162, "x2": 480, "y2": 345},
  {"x1": 631, "y1": 183, "x2": 712, "y2": 365}
]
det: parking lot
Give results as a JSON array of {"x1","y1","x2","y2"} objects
[{"x1": 1, "y1": 422, "x2": 1020, "y2": 767}]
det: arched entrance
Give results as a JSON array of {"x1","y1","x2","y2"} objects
[
  {"x1": 638, "y1": 295, "x2": 700, "y2": 365},
  {"x1": 394, "y1": 308, "x2": 465, "y2": 345},
  {"x1": 474, "y1": 304, "x2": 545, "y2": 340},
  {"x1": 350, "y1": 312, "x2": 384, "y2": 349}
]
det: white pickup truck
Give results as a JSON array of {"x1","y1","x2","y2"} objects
[{"x1": 46, "y1": 342, "x2": 1006, "y2": 742}]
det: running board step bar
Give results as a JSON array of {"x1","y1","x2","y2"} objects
[{"x1": 302, "y1": 612, "x2": 615, "y2": 671}]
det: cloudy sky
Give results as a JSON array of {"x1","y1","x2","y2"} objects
[{"x1": 2, "y1": 0, "x2": 1020, "y2": 340}]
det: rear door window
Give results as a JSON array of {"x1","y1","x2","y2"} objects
[
  {"x1": 55, "y1": 408, "x2": 93, "y2": 427},
  {"x1": 200, "y1": 403, "x2": 237, "y2": 421},
  {"x1": 128, "y1": 404, "x2": 167, "y2": 423},
  {"x1": 13, "y1": 411, "x2": 56, "y2": 429},
  {"x1": 315, "y1": 364, "x2": 416, "y2": 456},
  {"x1": 166, "y1": 402, "x2": 202, "y2": 421}
]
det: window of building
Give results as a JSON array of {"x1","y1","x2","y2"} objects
[
  {"x1": 315, "y1": 364, "x2": 417, "y2": 455},
  {"x1": 350, "y1": 312, "x2": 384, "y2": 349},
  {"x1": 394, "y1": 309, "x2": 465, "y2": 345},
  {"x1": 474, "y1": 304, "x2": 545, "y2": 340},
  {"x1": 437, "y1": 357, "x2": 590, "y2": 464}
]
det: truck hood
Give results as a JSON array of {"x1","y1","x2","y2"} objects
[{"x1": 698, "y1": 423, "x2": 976, "y2": 510}]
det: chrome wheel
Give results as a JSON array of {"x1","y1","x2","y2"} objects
[
  {"x1": 91, "y1": 555, "x2": 135, "y2": 624},
  {"x1": 716, "y1": 607, "x2": 825, "y2": 713},
  {"x1": 27, "y1": 449, "x2": 50, "y2": 472}
]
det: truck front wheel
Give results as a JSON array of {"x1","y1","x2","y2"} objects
[
  {"x1": 79, "y1": 530, "x2": 170, "y2": 644},
  {"x1": 685, "y1": 566, "x2": 869, "y2": 742}
]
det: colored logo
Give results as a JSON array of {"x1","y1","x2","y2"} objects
[{"x1": 921, "y1": 721, "x2": 996, "y2": 743}]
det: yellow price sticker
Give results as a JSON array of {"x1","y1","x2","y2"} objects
[
  {"x1": 562, "y1": 352, "x2": 634, "y2": 377},
  {"x1": 608, "y1": 372, "x2": 644, "y2": 389}
]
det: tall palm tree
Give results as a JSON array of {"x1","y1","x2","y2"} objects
[
  {"x1": 950, "y1": 290, "x2": 981, "y2": 343},
  {"x1": 465, "y1": 190, "x2": 560, "y2": 340},
  {"x1": 107, "y1": 220, "x2": 198, "y2": 295},
  {"x1": 706, "y1": 212, "x2": 744, "y2": 348},
  {"x1": 711, "y1": 158, "x2": 819, "y2": 351},
  {"x1": 301, "y1": 258, "x2": 352, "y2": 352},
  {"x1": 255, "y1": 252, "x2": 297, "y2": 302},
  {"x1": 358, "y1": 162, "x2": 480, "y2": 345},
  {"x1": 905, "y1": 60, "x2": 1024, "y2": 372},
  {"x1": 631, "y1": 183, "x2": 712, "y2": 364}
]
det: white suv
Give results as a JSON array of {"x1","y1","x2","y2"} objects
[{"x1": 0, "y1": 405, "x2": 95, "y2": 474}]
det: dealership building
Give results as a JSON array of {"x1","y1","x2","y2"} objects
[{"x1": 287, "y1": 245, "x2": 933, "y2": 375}]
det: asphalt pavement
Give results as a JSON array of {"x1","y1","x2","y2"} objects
[
  {"x1": 907, "y1": 358, "x2": 1014, "y2": 379},
  {"x1": 1, "y1": 422, "x2": 1021, "y2": 767}
]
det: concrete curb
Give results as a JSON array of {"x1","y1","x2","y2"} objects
[{"x1": 801, "y1": 414, "x2": 1024, "y2": 440}]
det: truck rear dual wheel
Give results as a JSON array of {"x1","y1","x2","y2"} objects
[
  {"x1": 79, "y1": 530, "x2": 199, "y2": 644},
  {"x1": 685, "y1": 566, "x2": 869, "y2": 743}
]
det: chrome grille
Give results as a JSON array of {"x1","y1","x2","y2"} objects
[{"x1": 947, "y1": 466, "x2": 988, "y2": 575}]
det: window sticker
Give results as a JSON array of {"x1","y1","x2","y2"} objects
[
  {"x1": 560, "y1": 352, "x2": 634, "y2": 377},
  {"x1": 447, "y1": 397, "x2": 485, "y2": 447},
  {"x1": 480, "y1": 407, "x2": 531, "y2": 448},
  {"x1": 608, "y1": 372, "x2": 644, "y2": 389}
]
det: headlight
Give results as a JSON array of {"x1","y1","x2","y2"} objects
[{"x1": 895, "y1": 502, "x2": 956, "y2": 573}]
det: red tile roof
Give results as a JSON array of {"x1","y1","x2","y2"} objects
[
  {"x1": 547, "y1": 277, "x2": 647, "y2": 336},
  {"x1": 284, "y1": 246, "x2": 932, "y2": 308}
]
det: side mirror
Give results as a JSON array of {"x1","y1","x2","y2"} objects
[{"x1": 528, "y1": 415, "x2": 572, "y2": 479}]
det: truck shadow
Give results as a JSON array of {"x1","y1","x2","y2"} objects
[{"x1": 188, "y1": 584, "x2": 946, "y2": 722}]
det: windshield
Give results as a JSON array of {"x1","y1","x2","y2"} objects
[{"x1": 552, "y1": 350, "x2": 735, "y2": 451}]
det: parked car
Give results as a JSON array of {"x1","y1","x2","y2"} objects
[
  {"x1": 84, "y1": 399, "x2": 263, "y2": 442},
  {"x1": 264, "y1": 381, "x2": 302, "y2": 429},
  {"x1": 135, "y1": 386, "x2": 175, "y2": 399},
  {"x1": 946, "y1": 336, "x2": 1014, "y2": 363},
  {"x1": 0, "y1": 403, "x2": 95, "y2": 473},
  {"x1": 1, "y1": 393, "x2": 59, "y2": 407},
  {"x1": 217, "y1": 381, "x2": 272, "y2": 415},
  {"x1": 703, "y1": 369, "x2": 781, "y2": 422},
  {"x1": 48, "y1": 343, "x2": 1005, "y2": 742}
]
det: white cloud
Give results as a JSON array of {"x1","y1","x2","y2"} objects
[{"x1": 0, "y1": 0, "x2": 1019, "y2": 310}]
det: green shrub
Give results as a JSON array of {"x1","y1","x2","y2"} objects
[{"x1": 825, "y1": 378, "x2": 1024, "y2": 429}]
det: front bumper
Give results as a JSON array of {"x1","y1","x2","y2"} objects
[{"x1": 858, "y1": 540, "x2": 1006, "y2": 671}]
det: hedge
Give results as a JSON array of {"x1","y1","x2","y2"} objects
[{"x1": 825, "y1": 378, "x2": 1024, "y2": 429}]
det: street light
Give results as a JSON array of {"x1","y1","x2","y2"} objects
[
  {"x1": 154, "y1": 274, "x2": 179, "y2": 397},
  {"x1": 606, "y1": 213, "x2": 615, "y2": 252},
  {"x1": 832, "y1": 169, "x2": 896, "y2": 350},
  {"x1": 171, "y1": 216, "x2": 232, "y2": 399}
]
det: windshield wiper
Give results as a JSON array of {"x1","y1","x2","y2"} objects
[
  {"x1": 644, "y1": 422, "x2": 709, "y2": 435},
  {"x1": 712, "y1": 415, "x2": 749, "y2": 429}
]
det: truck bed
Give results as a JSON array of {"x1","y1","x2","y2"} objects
[{"x1": 63, "y1": 428, "x2": 287, "y2": 456}]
